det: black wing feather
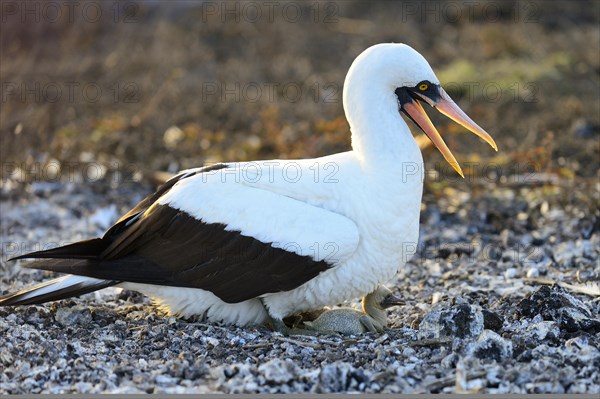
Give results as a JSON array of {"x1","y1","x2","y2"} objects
[
  {"x1": 23, "y1": 205, "x2": 330, "y2": 303},
  {"x1": 6, "y1": 163, "x2": 332, "y2": 304}
]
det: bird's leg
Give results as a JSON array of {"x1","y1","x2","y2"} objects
[
  {"x1": 260, "y1": 297, "x2": 297, "y2": 335},
  {"x1": 360, "y1": 315, "x2": 384, "y2": 333},
  {"x1": 283, "y1": 314, "x2": 304, "y2": 329},
  {"x1": 261, "y1": 299, "x2": 321, "y2": 336},
  {"x1": 267, "y1": 313, "x2": 320, "y2": 336},
  {"x1": 272, "y1": 315, "x2": 328, "y2": 336},
  {"x1": 265, "y1": 313, "x2": 291, "y2": 335}
]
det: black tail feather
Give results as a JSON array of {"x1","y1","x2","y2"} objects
[
  {"x1": 0, "y1": 276, "x2": 117, "y2": 306},
  {"x1": 9, "y1": 238, "x2": 107, "y2": 261}
]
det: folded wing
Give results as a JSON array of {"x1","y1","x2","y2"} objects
[{"x1": 3, "y1": 164, "x2": 359, "y2": 305}]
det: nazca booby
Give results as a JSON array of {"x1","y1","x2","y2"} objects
[{"x1": 0, "y1": 43, "x2": 497, "y2": 332}]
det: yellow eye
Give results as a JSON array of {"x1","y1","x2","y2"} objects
[{"x1": 419, "y1": 83, "x2": 429, "y2": 91}]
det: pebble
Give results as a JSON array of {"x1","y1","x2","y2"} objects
[
  {"x1": 504, "y1": 268, "x2": 519, "y2": 279},
  {"x1": 526, "y1": 267, "x2": 539, "y2": 278},
  {"x1": 472, "y1": 330, "x2": 513, "y2": 362},
  {"x1": 515, "y1": 286, "x2": 600, "y2": 333},
  {"x1": 553, "y1": 241, "x2": 593, "y2": 267},
  {"x1": 316, "y1": 362, "x2": 353, "y2": 393},
  {"x1": 258, "y1": 359, "x2": 299, "y2": 384},
  {"x1": 482, "y1": 310, "x2": 504, "y2": 332},
  {"x1": 418, "y1": 302, "x2": 484, "y2": 339},
  {"x1": 524, "y1": 321, "x2": 560, "y2": 341},
  {"x1": 54, "y1": 306, "x2": 93, "y2": 327}
]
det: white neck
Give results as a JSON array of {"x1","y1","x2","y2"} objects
[
  {"x1": 362, "y1": 299, "x2": 387, "y2": 328},
  {"x1": 343, "y1": 73, "x2": 423, "y2": 173}
]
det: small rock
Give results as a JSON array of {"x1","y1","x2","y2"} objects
[
  {"x1": 524, "y1": 321, "x2": 560, "y2": 342},
  {"x1": 201, "y1": 336, "x2": 220, "y2": 347},
  {"x1": 54, "y1": 306, "x2": 92, "y2": 327},
  {"x1": 577, "y1": 217, "x2": 596, "y2": 239},
  {"x1": 111, "y1": 386, "x2": 146, "y2": 394},
  {"x1": 315, "y1": 362, "x2": 354, "y2": 392},
  {"x1": 472, "y1": 330, "x2": 513, "y2": 362},
  {"x1": 155, "y1": 374, "x2": 177, "y2": 386},
  {"x1": 564, "y1": 336, "x2": 600, "y2": 363},
  {"x1": 557, "y1": 307, "x2": 600, "y2": 333},
  {"x1": 576, "y1": 270, "x2": 599, "y2": 282},
  {"x1": 526, "y1": 246, "x2": 547, "y2": 263},
  {"x1": 30, "y1": 181, "x2": 63, "y2": 196},
  {"x1": 500, "y1": 229, "x2": 514, "y2": 247},
  {"x1": 258, "y1": 359, "x2": 299, "y2": 384},
  {"x1": 526, "y1": 267, "x2": 540, "y2": 278},
  {"x1": 483, "y1": 310, "x2": 504, "y2": 332},
  {"x1": 0, "y1": 349, "x2": 14, "y2": 366},
  {"x1": 504, "y1": 268, "x2": 519, "y2": 279},
  {"x1": 553, "y1": 241, "x2": 593, "y2": 267},
  {"x1": 401, "y1": 347, "x2": 416, "y2": 357},
  {"x1": 515, "y1": 286, "x2": 600, "y2": 333},
  {"x1": 419, "y1": 302, "x2": 484, "y2": 339},
  {"x1": 440, "y1": 353, "x2": 458, "y2": 369}
]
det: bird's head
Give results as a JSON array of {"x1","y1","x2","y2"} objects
[
  {"x1": 363, "y1": 285, "x2": 404, "y2": 312},
  {"x1": 345, "y1": 43, "x2": 497, "y2": 177}
]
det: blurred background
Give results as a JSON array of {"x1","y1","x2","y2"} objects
[{"x1": 1, "y1": 0, "x2": 599, "y2": 187}]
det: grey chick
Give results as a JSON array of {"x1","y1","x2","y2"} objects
[{"x1": 301, "y1": 286, "x2": 403, "y2": 335}]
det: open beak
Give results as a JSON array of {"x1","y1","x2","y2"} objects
[
  {"x1": 381, "y1": 293, "x2": 404, "y2": 309},
  {"x1": 401, "y1": 86, "x2": 497, "y2": 177}
]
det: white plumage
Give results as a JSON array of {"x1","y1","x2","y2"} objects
[
  {"x1": 2, "y1": 43, "x2": 497, "y2": 329},
  {"x1": 123, "y1": 44, "x2": 435, "y2": 324}
]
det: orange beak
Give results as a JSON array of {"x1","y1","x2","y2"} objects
[{"x1": 401, "y1": 86, "x2": 497, "y2": 177}]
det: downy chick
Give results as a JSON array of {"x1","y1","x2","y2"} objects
[{"x1": 301, "y1": 286, "x2": 403, "y2": 335}]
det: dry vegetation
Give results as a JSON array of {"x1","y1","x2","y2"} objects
[{"x1": 1, "y1": 1, "x2": 598, "y2": 182}]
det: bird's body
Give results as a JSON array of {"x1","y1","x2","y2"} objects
[
  {"x1": 74, "y1": 150, "x2": 419, "y2": 326},
  {"x1": 302, "y1": 286, "x2": 403, "y2": 335},
  {"x1": 305, "y1": 308, "x2": 368, "y2": 335},
  {"x1": 0, "y1": 43, "x2": 497, "y2": 331}
]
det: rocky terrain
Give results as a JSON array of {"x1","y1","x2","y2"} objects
[{"x1": 1, "y1": 178, "x2": 598, "y2": 394}]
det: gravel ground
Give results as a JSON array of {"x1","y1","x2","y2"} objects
[{"x1": 0, "y1": 178, "x2": 599, "y2": 394}]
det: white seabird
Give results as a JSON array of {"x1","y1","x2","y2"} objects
[{"x1": 0, "y1": 43, "x2": 497, "y2": 332}]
